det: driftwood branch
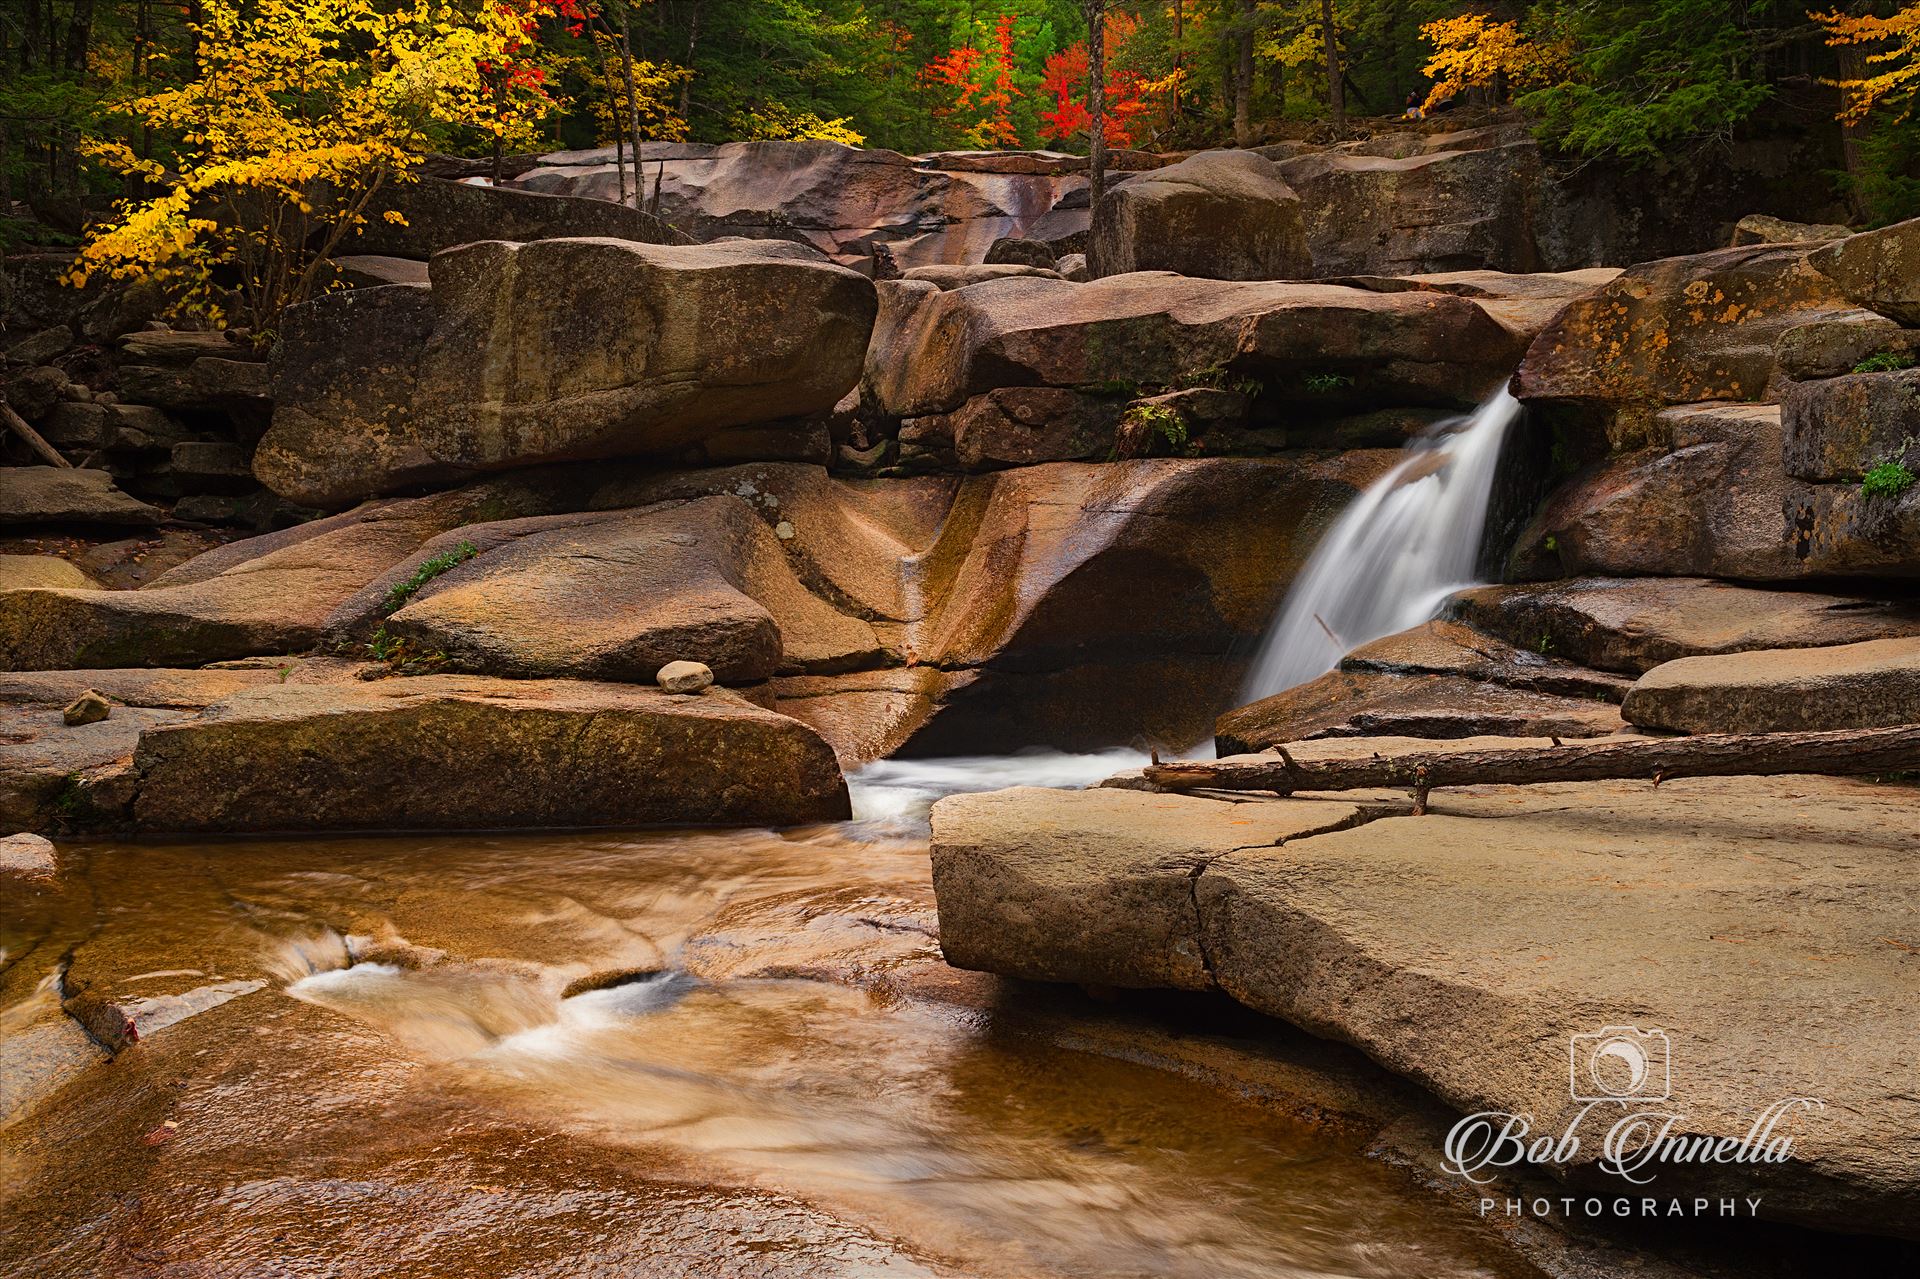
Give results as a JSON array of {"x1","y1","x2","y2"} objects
[
  {"x1": 1, "y1": 402, "x2": 71, "y2": 467},
  {"x1": 1143, "y1": 725, "x2": 1920, "y2": 796}
]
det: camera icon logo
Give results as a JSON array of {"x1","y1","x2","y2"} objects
[{"x1": 1570, "y1": 1026, "x2": 1671, "y2": 1102}]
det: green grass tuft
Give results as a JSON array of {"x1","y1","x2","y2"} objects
[
  {"x1": 383, "y1": 540, "x2": 478, "y2": 613},
  {"x1": 1852, "y1": 350, "x2": 1918, "y2": 375}
]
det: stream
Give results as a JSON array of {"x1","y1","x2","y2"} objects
[{"x1": 0, "y1": 754, "x2": 1537, "y2": 1279}]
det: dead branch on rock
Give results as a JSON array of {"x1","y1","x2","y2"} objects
[
  {"x1": 1143, "y1": 725, "x2": 1920, "y2": 797},
  {"x1": 1, "y1": 403, "x2": 71, "y2": 468}
]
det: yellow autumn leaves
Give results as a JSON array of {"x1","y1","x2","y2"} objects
[
  {"x1": 1421, "y1": 5, "x2": 1920, "y2": 126},
  {"x1": 1815, "y1": 5, "x2": 1920, "y2": 124},
  {"x1": 72, "y1": 0, "x2": 559, "y2": 334}
]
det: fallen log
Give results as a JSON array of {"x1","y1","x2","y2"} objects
[
  {"x1": 1143, "y1": 725, "x2": 1920, "y2": 808},
  {"x1": 1, "y1": 402, "x2": 72, "y2": 468}
]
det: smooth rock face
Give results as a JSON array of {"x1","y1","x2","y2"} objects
[
  {"x1": 352, "y1": 175, "x2": 685, "y2": 259},
  {"x1": 258, "y1": 238, "x2": 877, "y2": 508},
  {"x1": 1338, "y1": 618, "x2": 1632, "y2": 701},
  {"x1": 0, "y1": 555, "x2": 99, "y2": 590},
  {"x1": 1781, "y1": 367, "x2": 1920, "y2": 481},
  {"x1": 0, "y1": 484, "x2": 533, "y2": 669},
  {"x1": 0, "y1": 467, "x2": 161, "y2": 526},
  {"x1": 1515, "y1": 244, "x2": 1848, "y2": 437},
  {"x1": 1276, "y1": 143, "x2": 1540, "y2": 277},
  {"x1": 908, "y1": 454, "x2": 1397, "y2": 750},
  {"x1": 1197, "y1": 776, "x2": 1920, "y2": 1239},
  {"x1": 1448, "y1": 577, "x2": 1920, "y2": 673},
  {"x1": 132, "y1": 676, "x2": 849, "y2": 831},
  {"x1": 515, "y1": 140, "x2": 1095, "y2": 270},
  {"x1": 1511, "y1": 403, "x2": 1804, "y2": 580},
  {"x1": 931, "y1": 776, "x2": 1920, "y2": 1239},
  {"x1": 1773, "y1": 308, "x2": 1920, "y2": 380},
  {"x1": 371, "y1": 498, "x2": 881, "y2": 682},
  {"x1": 1214, "y1": 668, "x2": 1624, "y2": 755},
  {"x1": 930, "y1": 786, "x2": 1369, "y2": 990},
  {"x1": 1088, "y1": 151, "x2": 1310, "y2": 282},
  {"x1": 1810, "y1": 215, "x2": 1920, "y2": 325},
  {"x1": 865, "y1": 272, "x2": 1533, "y2": 422},
  {"x1": 1622, "y1": 637, "x2": 1920, "y2": 733}
]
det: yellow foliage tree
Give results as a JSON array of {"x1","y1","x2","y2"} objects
[
  {"x1": 731, "y1": 104, "x2": 866, "y2": 146},
  {"x1": 1419, "y1": 12, "x2": 1570, "y2": 112},
  {"x1": 1816, "y1": 3, "x2": 1920, "y2": 124},
  {"x1": 71, "y1": 0, "x2": 564, "y2": 336},
  {"x1": 585, "y1": 33, "x2": 691, "y2": 146}
]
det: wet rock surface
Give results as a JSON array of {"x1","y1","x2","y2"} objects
[
  {"x1": 1215, "y1": 667, "x2": 1625, "y2": 754},
  {"x1": 0, "y1": 823, "x2": 1585, "y2": 1279},
  {"x1": 1511, "y1": 403, "x2": 1806, "y2": 581},
  {"x1": 932, "y1": 773, "x2": 1920, "y2": 1240}
]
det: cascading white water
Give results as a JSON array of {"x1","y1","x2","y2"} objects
[{"x1": 1240, "y1": 387, "x2": 1523, "y2": 702}]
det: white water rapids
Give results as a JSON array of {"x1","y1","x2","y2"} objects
[{"x1": 1240, "y1": 387, "x2": 1523, "y2": 702}]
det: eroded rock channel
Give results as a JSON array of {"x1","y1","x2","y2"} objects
[{"x1": 8, "y1": 128, "x2": 1920, "y2": 1276}]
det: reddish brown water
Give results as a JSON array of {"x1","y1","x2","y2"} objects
[{"x1": 1, "y1": 784, "x2": 1543, "y2": 1278}]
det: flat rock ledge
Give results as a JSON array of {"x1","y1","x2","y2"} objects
[
  {"x1": 3, "y1": 670, "x2": 848, "y2": 833},
  {"x1": 929, "y1": 765, "x2": 1920, "y2": 1240}
]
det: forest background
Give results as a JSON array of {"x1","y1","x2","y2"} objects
[{"x1": 5, "y1": 0, "x2": 1919, "y2": 253}]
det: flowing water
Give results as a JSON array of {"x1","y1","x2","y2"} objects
[
  {"x1": 0, "y1": 756, "x2": 1541, "y2": 1279},
  {"x1": 1241, "y1": 389, "x2": 1524, "y2": 701}
]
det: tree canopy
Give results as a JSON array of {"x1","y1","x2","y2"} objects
[{"x1": 6, "y1": 1, "x2": 1917, "y2": 267}]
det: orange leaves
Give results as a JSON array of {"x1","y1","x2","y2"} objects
[
  {"x1": 1815, "y1": 4, "x2": 1920, "y2": 124},
  {"x1": 1418, "y1": 12, "x2": 1569, "y2": 111}
]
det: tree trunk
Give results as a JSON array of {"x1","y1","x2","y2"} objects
[
  {"x1": 490, "y1": 81, "x2": 506, "y2": 185},
  {"x1": 679, "y1": 0, "x2": 704, "y2": 121},
  {"x1": 1169, "y1": 0, "x2": 1183, "y2": 128},
  {"x1": 63, "y1": 0, "x2": 93, "y2": 71},
  {"x1": 1319, "y1": 0, "x2": 1344, "y2": 137},
  {"x1": 1085, "y1": 0, "x2": 1108, "y2": 207},
  {"x1": 1836, "y1": 41, "x2": 1872, "y2": 222},
  {"x1": 617, "y1": 8, "x2": 645, "y2": 210},
  {"x1": 1141, "y1": 726, "x2": 1920, "y2": 804},
  {"x1": 1232, "y1": 0, "x2": 1255, "y2": 146},
  {"x1": 594, "y1": 36, "x2": 629, "y2": 203}
]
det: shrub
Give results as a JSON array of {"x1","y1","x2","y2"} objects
[
  {"x1": 1852, "y1": 350, "x2": 1918, "y2": 374},
  {"x1": 1861, "y1": 460, "x2": 1917, "y2": 500}
]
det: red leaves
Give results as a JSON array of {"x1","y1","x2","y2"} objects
[{"x1": 1037, "y1": 12, "x2": 1154, "y2": 148}]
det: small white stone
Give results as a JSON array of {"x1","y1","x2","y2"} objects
[
  {"x1": 774, "y1": 520, "x2": 796, "y2": 541},
  {"x1": 656, "y1": 660, "x2": 715, "y2": 695}
]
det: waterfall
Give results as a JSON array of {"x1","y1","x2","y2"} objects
[{"x1": 1240, "y1": 387, "x2": 1523, "y2": 702}]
